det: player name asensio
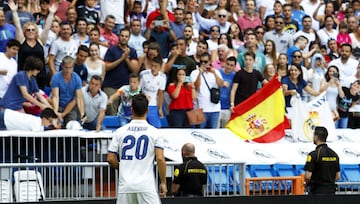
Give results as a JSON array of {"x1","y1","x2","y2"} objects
[{"x1": 127, "y1": 126, "x2": 148, "y2": 131}]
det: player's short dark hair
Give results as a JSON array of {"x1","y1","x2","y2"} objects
[
  {"x1": 314, "y1": 126, "x2": 328, "y2": 142},
  {"x1": 23, "y1": 56, "x2": 43, "y2": 71},
  {"x1": 40, "y1": 108, "x2": 58, "y2": 119},
  {"x1": 132, "y1": 94, "x2": 148, "y2": 117}
]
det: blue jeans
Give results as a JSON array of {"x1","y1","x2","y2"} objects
[
  {"x1": 200, "y1": 112, "x2": 220, "y2": 129},
  {"x1": 168, "y1": 109, "x2": 190, "y2": 128},
  {"x1": 83, "y1": 118, "x2": 104, "y2": 131},
  {"x1": 147, "y1": 106, "x2": 161, "y2": 128},
  {"x1": 336, "y1": 117, "x2": 348, "y2": 128},
  {"x1": 0, "y1": 109, "x2": 6, "y2": 130}
]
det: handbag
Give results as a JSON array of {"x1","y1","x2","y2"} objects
[
  {"x1": 202, "y1": 74, "x2": 220, "y2": 104},
  {"x1": 186, "y1": 99, "x2": 205, "y2": 125},
  {"x1": 186, "y1": 108, "x2": 206, "y2": 125}
]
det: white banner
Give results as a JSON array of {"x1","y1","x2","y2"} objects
[{"x1": 291, "y1": 93, "x2": 337, "y2": 143}]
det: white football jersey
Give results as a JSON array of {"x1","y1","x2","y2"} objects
[
  {"x1": 108, "y1": 120, "x2": 164, "y2": 193},
  {"x1": 139, "y1": 70, "x2": 166, "y2": 106}
]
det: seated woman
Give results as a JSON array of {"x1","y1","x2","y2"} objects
[{"x1": 167, "y1": 68, "x2": 196, "y2": 128}]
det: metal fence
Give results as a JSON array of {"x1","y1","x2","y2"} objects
[{"x1": 0, "y1": 134, "x2": 246, "y2": 202}]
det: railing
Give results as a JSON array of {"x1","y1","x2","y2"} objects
[{"x1": 245, "y1": 175, "x2": 305, "y2": 196}]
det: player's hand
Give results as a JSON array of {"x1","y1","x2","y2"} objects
[{"x1": 159, "y1": 183, "x2": 167, "y2": 198}]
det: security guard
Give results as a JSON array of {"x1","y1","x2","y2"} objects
[
  {"x1": 304, "y1": 126, "x2": 340, "y2": 195},
  {"x1": 171, "y1": 143, "x2": 207, "y2": 197}
]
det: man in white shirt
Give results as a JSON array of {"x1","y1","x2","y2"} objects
[
  {"x1": 140, "y1": 56, "x2": 166, "y2": 128},
  {"x1": 0, "y1": 108, "x2": 59, "y2": 131},
  {"x1": 293, "y1": 15, "x2": 317, "y2": 53},
  {"x1": 191, "y1": 52, "x2": 224, "y2": 128},
  {"x1": 0, "y1": 39, "x2": 20, "y2": 99},
  {"x1": 107, "y1": 94, "x2": 167, "y2": 204},
  {"x1": 328, "y1": 44, "x2": 359, "y2": 87},
  {"x1": 128, "y1": 19, "x2": 146, "y2": 58}
]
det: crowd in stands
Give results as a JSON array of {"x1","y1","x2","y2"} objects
[{"x1": 0, "y1": 0, "x2": 360, "y2": 130}]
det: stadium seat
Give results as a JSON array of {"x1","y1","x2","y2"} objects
[
  {"x1": 249, "y1": 165, "x2": 277, "y2": 190},
  {"x1": 341, "y1": 164, "x2": 360, "y2": 182},
  {"x1": 295, "y1": 165, "x2": 305, "y2": 175},
  {"x1": 207, "y1": 165, "x2": 234, "y2": 194},
  {"x1": 102, "y1": 116, "x2": 120, "y2": 130},
  {"x1": 0, "y1": 179, "x2": 12, "y2": 202},
  {"x1": 273, "y1": 164, "x2": 299, "y2": 191}
]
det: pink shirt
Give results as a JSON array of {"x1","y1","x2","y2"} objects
[
  {"x1": 50, "y1": 0, "x2": 70, "y2": 22},
  {"x1": 212, "y1": 60, "x2": 241, "y2": 71},
  {"x1": 100, "y1": 28, "x2": 119, "y2": 47},
  {"x1": 237, "y1": 15, "x2": 262, "y2": 32}
]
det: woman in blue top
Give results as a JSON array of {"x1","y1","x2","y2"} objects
[
  {"x1": 281, "y1": 63, "x2": 322, "y2": 107},
  {"x1": 0, "y1": 56, "x2": 51, "y2": 111}
]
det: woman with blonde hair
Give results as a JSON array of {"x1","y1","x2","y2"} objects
[{"x1": 9, "y1": 0, "x2": 58, "y2": 89}]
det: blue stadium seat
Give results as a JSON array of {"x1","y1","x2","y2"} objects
[
  {"x1": 273, "y1": 164, "x2": 298, "y2": 191},
  {"x1": 341, "y1": 164, "x2": 360, "y2": 182},
  {"x1": 249, "y1": 165, "x2": 277, "y2": 190},
  {"x1": 207, "y1": 165, "x2": 234, "y2": 194},
  {"x1": 102, "y1": 116, "x2": 120, "y2": 130},
  {"x1": 295, "y1": 165, "x2": 305, "y2": 175}
]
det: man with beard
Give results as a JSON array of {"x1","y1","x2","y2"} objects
[
  {"x1": 183, "y1": 25, "x2": 197, "y2": 56},
  {"x1": 170, "y1": 7, "x2": 186, "y2": 39},
  {"x1": 293, "y1": 15, "x2": 316, "y2": 53},
  {"x1": 165, "y1": 37, "x2": 196, "y2": 83},
  {"x1": 103, "y1": 28, "x2": 138, "y2": 115},
  {"x1": 328, "y1": 43, "x2": 358, "y2": 87},
  {"x1": 128, "y1": 19, "x2": 146, "y2": 58}
]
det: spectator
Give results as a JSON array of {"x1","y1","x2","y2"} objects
[
  {"x1": 230, "y1": 52, "x2": 268, "y2": 107},
  {"x1": 264, "y1": 16, "x2": 293, "y2": 54},
  {"x1": 195, "y1": 8, "x2": 231, "y2": 34},
  {"x1": 263, "y1": 64, "x2": 277, "y2": 81},
  {"x1": 108, "y1": 73, "x2": 142, "y2": 127},
  {"x1": 0, "y1": 39, "x2": 21, "y2": 100},
  {"x1": 189, "y1": 40, "x2": 209, "y2": 66},
  {"x1": 139, "y1": 56, "x2": 166, "y2": 128},
  {"x1": 0, "y1": 8, "x2": 16, "y2": 52},
  {"x1": 172, "y1": 143, "x2": 207, "y2": 197},
  {"x1": 128, "y1": 0, "x2": 148, "y2": 34},
  {"x1": 128, "y1": 19, "x2": 146, "y2": 58},
  {"x1": 313, "y1": 2, "x2": 339, "y2": 29},
  {"x1": 291, "y1": 0, "x2": 307, "y2": 31},
  {"x1": 65, "y1": 6, "x2": 77, "y2": 33},
  {"x1": 346, "y1": 65, "x2": 360, "y2": 129},
  {"x1": 73, "y1": 45, "x2": 89, "y2": 86},
  {"x1": 336, "y1": 80, "x2": 360, "y2": 128},
  {"x1": 51, "y1": 0, "x2": 70, "y2": 22},
  {"x1": 327, "y1": 39, "x2": 339, "y2": 60},
  {"x1": 145, "y1": 0, "x2": 175, "y2": 29},
  {"x1": 85, "y1": 43, "x2": 105, "y2": 82},
  {"x1": 107, "y1": 94, "x2": 167, "y2": 204},
  {"x1": 212, "y1": 44, "x2": 240, "y2": 71},
  {"x1": 167, "y1": 67, "x2": 196, "y2": 128},
  {"x1": 88, "y1": 28, "x2": 108, "y2": 59},
  {"x1": 308, "y1": 53, "x2": 327, "y2": 101},
  {"x1": 183, "y1": 25, "x2": 197, "y2": 56},
  {"x1": 237, "y1": 33, "x2": 266, "y2": 73},
  {"x1": 184, "y1": 11, "x2": 199, "y2": 42},
  {"x1": 72, "y1": 17, "x2": 89, "y2": 45},
  {"x1": 282, "y1": 3, "x2": 299, "y2": 36},
  {"x1": 328, "y1": 44, "x2": 358, "y2": 86},
  {"x1": 293, "y1": 15, "x2": 317, "y2": 53},
  {"x1": 205, "y1": 25, "x2": 220, "y2": 53},
  {"x1": 82, "y1": 75, "x2": 107, "y2": 131},
  {"x1": 337, "y1": 21, "x2": 351, "y2": 50},
  {"x1": 10, "y1": 0, "x2": 57, "y2": 89},
  {"x1": 48, "y1": 22, "x2": 78, "y2": 77},
  {"x1": 317, "y1": 16, "x2": 338, "y2": 49},
  {"x1": 264, "y1": 39, "x2": 278, "y2": 66},
  {"x1": 6, "y1": 0, "x2": 34, "y2": 27},
  {"x1": 237, "y1": 0, "x2": 262, "y2": 31},
  {"x1": 277, "y1": 53, "x2": 288, "y2": 78},
  {"x1": 0, "y1": 56, "x2": 51, "y2": 111},
  {"x1": 227, "y1": 23, "x2": 244, "y2": 53},
  {"x1": 100, "y1": 15, "x2": 118, "y2": 47},
  {"x1": 170, "y1": 7, "x2": 186, "y2": 39},
  {"x1": 347, "y1": 16, "x2": 358, "y2": 34},
  {"x1": 51, "y1": 56, "x2": 85, "y2": 127},
  {"x1": 349, "y1": 24, "x2": 360, "y2": 60},
  {"x1": 255, "y1": 25, "x2": 265, "y2": 53},
  {"x1": 138, "y1": 41, "x2": 165, "y2": 72},
  {"x1": 287, "y1": 35, "x2": 315, "y2": 66},
  {"x1": 264, "y1": 15, "x2": 275, "y2": 32},
  {"x1": 103, "y1": 28, "x2": 138, "y2": 115},
  {"x1": 100, "y1": 0, "x2": 125, "y2": 35},
  {"x1": 304, "y1": 126, "x2": 340, "y2": 195},
  {"x1": 281, "y1": 63, "x2": 322, "y2": 108},
  {"x1": 191, "y1": 53, "x2": 224, "y2": 129},
  {"x1": 219, "y1": 56, "x2": 236, "y2": 128},
  {"x1": 76, "y1": 0, "x2": 99, "y2": 25}
]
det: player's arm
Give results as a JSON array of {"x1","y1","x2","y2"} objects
[
  {"x1": 155, "y1": 147, "x2": 167, "y2": 197},
  {"x1": 107, "y1": 152, "x2": 119, "y2": 169}
]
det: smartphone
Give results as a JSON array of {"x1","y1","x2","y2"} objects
[
  {"x1": 185, "y1": 76, "x2": 191, "y2": 83},
  {"x1": 154, "y1": 20, "x2": 163, "y2": 26},
  {"x1": 332, "y1": 72, "x2": 339, "y2": 78}
]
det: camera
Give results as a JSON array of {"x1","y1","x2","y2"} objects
[{"x1": 154, "y1": 20, "x2": 163, "y2": 26}]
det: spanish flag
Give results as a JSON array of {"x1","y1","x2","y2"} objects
[{"x1": 226, "y1": 77, "x2": 288, "y2": 143}]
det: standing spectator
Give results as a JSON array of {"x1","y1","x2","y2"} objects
[
  {"x1": 287, "y1": 35, "x2": 314, "y2": 65},
  {"x1": 283, "y1": 3, "x2": 299, "y2": 36},
  {"x1": 76, "y1": 0, "x2": 99, "y2": 26},
  {"x1": 317, "y1": 15, "x2": 338, "y2": 49},
  {"x1": 0, "y1": 39, "x2": 21, "y2": 99},
  {"x1": 103, "y1": 28, "x2": 138, "y2": 115},
  {"x1": 167, "y1": 67, "x2": 196, "y2": 128},
  {"x1": 85, "y1": 43, "x2": 105, "y2": 82},
  {"x1": 219, "y1": 56, "x2": 236, "y2": 128},
  {"x1": 304, "y1": 126, "x2": 340, "y2": 195},
  {"x1": 100, "y1": 0, "x2": 125, "y2": 35},
  {"x1": 255, "y1": 26, "x2": 265, "y2": 53},
  {"x1": 264, "y1": 40, "x2": 278, "y2": 66},
  {"x1": 6, "y1": 0, "x2": 34, "y2": 27},
  {"x1": 82, "y1": 75, "x2": 107, "y2": 131},
  {"x1": 300, "y1": 0, "x2": 321, "y2": 31},
  {"x1": 189, "y1": 40, "x2": 208, "y2": 66},
  {"x1": 336, "y1": 21, "x2": 351, "y2": 49},
  {"x1": 128, "y1": 19, "x2": 146, "y2": 58},
  {"x1": 227, "y1": 23, "x2": 244, "y2": 53},
  {"x1": 263, "y1": 16, "x2": 293, "y2": 54},
  {"x1": 237, "y1": 0, "x2": 262, "y2": 31},
  {"x1": 346, "y1": 66, "x2": 360, "y2": 129},
  {"x1": 0, "y1": 56, "x2": 51, "y2": 111},
  {"x1": 65, "y1": 6, "x2": 77, "y2": 33},
  {"x1": 183, "y1": 25, "x2": 197, "y2": 56},
  {"x1": 0, "y1": 8, "x2": 16, "y2": 52},
  {"x1": 313, "y1": 2, "x2": 339, "y2": 29},
  {"x1": 336, "y1": 80, "x2": 360, "y2": 128},
  {"x1": 51, "y1": 0, "x2": 70, "y2": 22},
  {"x1": 72, "y1": 17, "x2": 89, "y2": 45},
  {"x1": 277, "y1": 53, "x2": 289, "y2": 78},
  {"x1": 328, "y1": 44, "x2": 358, "y2": 87},
  {"x1": 138, "y1": 41, "x2": 164, "y2": 71},
  {"x1": 108, "y1": 73, "x2": 142, "y2": 127},
  {"x1": 51, "y1": 56, "x2": 86, "y2": 127},
  {"x1": 100, "y1": 15, "x2": 119, "y2": 47},
  {"x1": 145, "y1": 0, "x2": 175, "y2": 29},
  {"x1": 88, "y1": 28, "x2": 108, "y2": 59},
  {"x1": 327, "y1": 39, "x2": 339, "y2": 60},
  {"x1": 293, "y1": 15, "x2": 317, "y2": 53},
  {"x1": 205, "y1": 25, "x2": 220, "y2": 53},
  {"x1": 349, "y1": 24, "x2": 360, "y2": 60},
  {"x1": 73, "y1": 45, "x2": 89, "y2": 86},
  {"x1": 291, "y1": 0, "x2": 307, "y2": 31},
  {"x1": 10, "y1": 0, "x2": 57, "y2": 89},
  {"x1": 195, "y1": 8, "x2": 231, "y2": 34},
  {"x1": 139, "y1": 56, "x2": 166, "y2": 128},
  {"x1": 172, "y1": 143, "x2": 207, "y2": 197},
  {"x1": 263, "y1": 64, "x2": 277, "y2": 81},
  {"x1": 184, "y1": 11, "x2": 199, "y2": 42},
  {"x1": 48, "y1": 22, "x2": 78, "y2": 76},
  {"x1": 237, "y1": 33, "x2": 266, "y2": 73},
  {"x1": 170, "y1": 7, "x2": 186, "y2": 39},
  {"x1": 191, "y1": 53, "x2": 224, "y2": 129},
  {"x1": 107, "y1": 94, "x2": 167, "y2": 204},
  {"x1": 128, "y1": 0, "x2": 148, "y2": 34},
  {"x1": 230, "y1": 52, "x2": 268, "y2": 107}
]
